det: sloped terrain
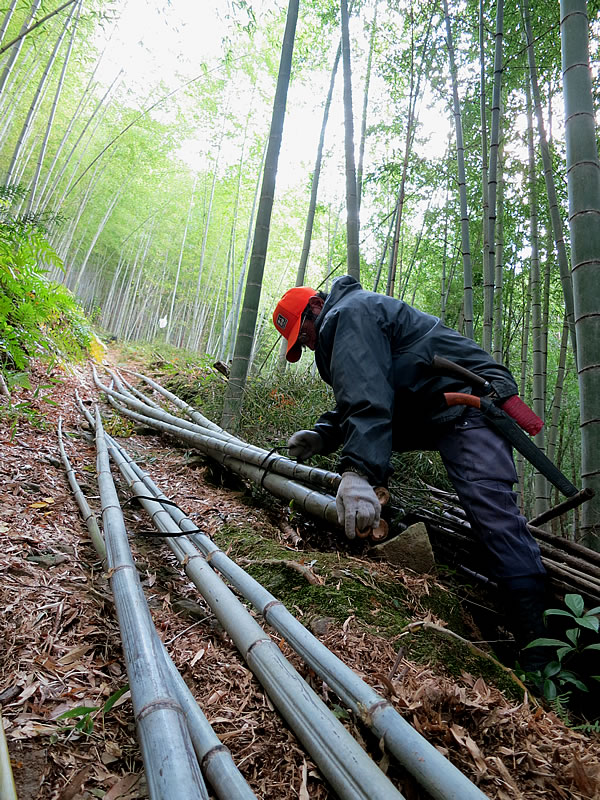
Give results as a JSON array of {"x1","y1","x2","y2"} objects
[{"x1": 1, "y1": 356, "x2": 600, "y2": 800}]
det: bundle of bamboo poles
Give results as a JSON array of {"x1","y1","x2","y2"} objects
[
  {"x1": 414, "y1": 487, "x2": 600, "y2": 606},
  {"x1": 59, "y1": 413, "x2": 257, "y2": 800},
  {"x1": 93, "y1": 366, "x2": 600, "y2": 606},
  {"x1": 72, "y1": 392, "x2": 489, "y2": 800}
]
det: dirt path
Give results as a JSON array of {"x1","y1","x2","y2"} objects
[{"x1": 1, "y1": 357, "x2": 600, "y2": 799}]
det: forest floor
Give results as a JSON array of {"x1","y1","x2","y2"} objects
[{"x1": 1, "y1": 351, "x2": 600, "y2": 800}]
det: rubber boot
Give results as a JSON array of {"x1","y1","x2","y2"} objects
[{"x1": 500, "y1": 575, "x2": 549, "y2": 673}]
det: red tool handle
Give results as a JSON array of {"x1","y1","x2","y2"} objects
[
  {"x1": 443, "y1": 392, "x2": 481, "y2": 409},
  {"x1": 500, "y1": 395, "x2": 544, "y2": 436}
]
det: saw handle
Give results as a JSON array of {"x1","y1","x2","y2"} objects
[
  {"x1": 431, "y1": 355, "x2": 491, "y2": 391},
  {"x1": 443, "y1": 392, "x2": 481, "y2": 409}
]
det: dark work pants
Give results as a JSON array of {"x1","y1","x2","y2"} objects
[{"x1": 433, "y1": 408, "x2": 545, "y2": 582}]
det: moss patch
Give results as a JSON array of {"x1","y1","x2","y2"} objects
[{"x1": 213, "y1": 522, "x2": 525, "y2": 702}]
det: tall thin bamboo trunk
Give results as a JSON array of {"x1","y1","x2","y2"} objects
[
  {"x1": 296, "y1": 42, "x2": 341, "y2": 285},
  {"x1": 387, "y1": 11, "x2": 434, "y2": 297},
  {"x1": 0, "y1": 0, "x2": 18, "y2": 47},
  {"x1": 487, "y1": 0, "x2": 504, "y2": 353},
  {"x1": 227, "y1": 137, "x2": 267, "y2": 361},
  {"x1": 166, "y1": 175, "x2": 197, "y2": 344},
  {"x1": 222, "y1": 0, "x2": 299, "y2": 430},
  {"x1": 479, "y1": 0, "x2": 492, "y2": 352},
  {"x1": 492, "y1": 133, "x2": 505, "y2": 364},
  {"x1": 0, "y1": 0, "x2": 42, "y2": 103},
  {"x1": 560, "y1": 0, "x2": 600, "y2": 547},
  {"x1": 526, "y1": 78, "x2": 549, "y2": 516},
  {"x1": 340, "y1": 0, "x2": 360, "y2": 279},
  {"x1": 357, "y1": 2, "x2": 377, "y2": 210},
  {"x1": 189, "y1": 133, "x2": 224, "y2": 345},
  {"x1": 547, "y1": 318, "x2": 569, "y2": 464},
  {"x1": 516, "y1": 270, "x2": 532, "y2": 513},
  {"x1": 523, "y1": 2, "x2": 577, "y2": 362},
  {"x1": 443, "y1": 0, "x2": 473, "y2": 338},
  {"x1": 27, "y1": 0, "x2": 81, "y2": 213}
]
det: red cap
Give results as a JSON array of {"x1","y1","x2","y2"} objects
[{"x1": 272, "y1": 286, "x2": 317, "y2": 362}]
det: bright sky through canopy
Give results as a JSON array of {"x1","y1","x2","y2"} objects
[{"x1": 93, "y1": 0, "x2": 451, "y2": 238}]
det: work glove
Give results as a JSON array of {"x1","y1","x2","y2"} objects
[
  {"x1": 287, "y1": 429, "x2": 323, "y2": 461},
  {"x1": 336, "y1": 471, "x2": 381, "y2": 540}
]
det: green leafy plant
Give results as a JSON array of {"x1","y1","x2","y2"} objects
[
  {"x1": 524, "y1": 594, "x2": 600, "y2": 703},
  {"x1": 52, "y1": 684, "x2": 130, "y2": 741},
  {"x1": 0, "y1": 187, "x2": 92, "y2": 381}
]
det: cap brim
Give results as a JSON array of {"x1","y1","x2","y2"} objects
[
  {"x1": 285, "y1": 316, "x2": 302, "y2": 362},
  {"x1": 286, "y1": 342, "x2": 302, "y2": 363}
]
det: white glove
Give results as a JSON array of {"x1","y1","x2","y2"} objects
[
  {"x1": 336, "y1": 471, "x2": 381, "y2": 540},
  {"x1": 287, "y1": 429, "x2": 323, "y2": 461}
]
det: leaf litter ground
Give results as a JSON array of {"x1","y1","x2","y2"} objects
[{"x1": 0, "y1": 357, "x2": 599, "y2": 800}]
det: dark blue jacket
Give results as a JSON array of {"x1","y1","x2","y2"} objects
[{"x1": 312, "y1": 276, "x2": 518, "y2": 485}]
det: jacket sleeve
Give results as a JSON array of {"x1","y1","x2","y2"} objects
[
  {"x1": 323, "y1": 305, "x2": 395, "y2": 485},
  {"x1": 313, "y1": 406, "x2": 345, "y2": 454}
]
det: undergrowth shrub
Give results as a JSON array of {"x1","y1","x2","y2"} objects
[{"x1": 0, "y1": 186, "x2": 92, "y2": 376}]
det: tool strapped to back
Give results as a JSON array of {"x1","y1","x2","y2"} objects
[
  {"x1": 432, "y1": 355, "x2": 543, "y2": 435},
  {"x1": 431, "y1": 355, "x2": 578, "y2": 498}
]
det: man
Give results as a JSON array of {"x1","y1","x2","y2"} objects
[{"x1": 272, "y1": 275, "x2": 548, "y2": 670}]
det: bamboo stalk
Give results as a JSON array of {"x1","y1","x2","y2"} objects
[
  {"x1": 57, "y1": 417, "x2": 106, "y2": 565},
  {"x1": 528, "y1": 523, "x2": 600, "y2": 568},
  {"x1": 94, "y1": 442, "x2": 406, "y2": 799},
  {"x1": 71, "y1": 398, "x2": 257, "y2": 800},
  {"x1": 528, "y1": 488, "x2": 594, "y2": 529},
  {"x1": 94, "y1": 407, "x2": 208, "y2": 800},
  {"x1": 94, "y1": 371, "x2": 341, "y2": 496},
  {"x1": 541, "y1": 557, "x2": 600, "y2": 595},
  {"x1": 92, "y1": 419, "x2": 490, "y2": 800},
  {"x1": 536, "y1": 539, "x2": 600, "y2": 582},
  {"x1": 0, "y1": 709, "x2": 17, "y2": 800}
]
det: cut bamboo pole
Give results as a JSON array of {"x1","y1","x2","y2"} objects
[
  {"x1": 0, "y1": 709, "x2": 17, "y2": 800},
  {"x1": 93, "y1": 443, "x2": 406, "y2": 799},
  {"x1": 90, "y1": 415, "x2": 490, "y2": 800},
  {"x1": 57, "y1": 417, "x2": 106, "y2": 565},
  {"x1": 94, "y1": 370, "x2": 341, "y2": 496},
  {"x1": 109, "y1": 394, "x2": 341, "y2": 524},
  {"x1": 67, "y1": 401, "x2": 257, "y2": 800},
  {"x1": 94, "y1": 408, "x2": 208, "y2": 800}
]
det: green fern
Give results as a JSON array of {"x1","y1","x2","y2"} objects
[{"x1": 0, "y1": 188, "x2": 92, "y2": 379}]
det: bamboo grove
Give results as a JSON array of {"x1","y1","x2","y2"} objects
[{"x1": 0, "y1": 0, "x2": 599, "y2": 544}]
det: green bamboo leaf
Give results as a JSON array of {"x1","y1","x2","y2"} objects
[
  {"x1": 102, "y1": 684, "x2": 130, "y2": 714},
  {"x1": 583, "y1": 644, "x2": 600, "y2": 652},
  {"x1": 57, "y1": 705, "x2": 99, "y2": 720}
]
